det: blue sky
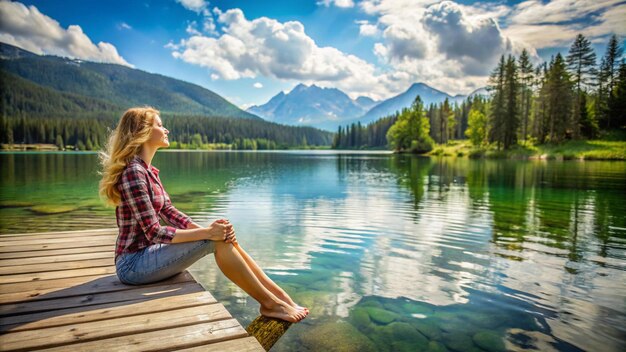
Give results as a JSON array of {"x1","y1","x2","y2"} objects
[{"x1": 1, "y1": 0, "x2": 624, "y2": 109}]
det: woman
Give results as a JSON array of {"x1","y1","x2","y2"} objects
[{"x1": 99, "y1": 107, "x2": 308, "y2": 323}]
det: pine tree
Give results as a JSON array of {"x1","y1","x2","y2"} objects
[
  {"x1": 503, "y1": 55, "x2": 519, "y2": 149},
  {"x1": 546, "y1": 54, "x2": 574, "y2": 142},
  {"x1": 567, "y1": 34, "x2": 596, "y2": 138},
  {"x1": 600, "y1": 35, "x2": 623, "y2": 129},
  {"x1": 55, "y1": 134, "x2": 64, "y2": 150},
  {"x1": 441, "y1": 98, "x2": 453, "y2": 144},
  {"x1": 518, "y1": 49, "x2": 534, "y2": 140},
  {"x1": 604, "y1": 35, "x2": 623, "y2": 94},
  {"x1": 533, "y1": 63, "x2": 549, "y2": 143},
  {"x1": 489, "y1": 56, "x2": 507, "y2": 148},
  {"x1": 608, "y1": 62, "x2": 626, "y2": 129}
]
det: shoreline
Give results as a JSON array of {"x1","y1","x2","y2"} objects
[{"x1": 2, "y1": 141, "x2": 625, "y2": 160}]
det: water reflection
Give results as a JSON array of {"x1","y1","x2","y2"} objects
[{"x1": 1, "y1": 152, "x2": 624, "y2": 351}]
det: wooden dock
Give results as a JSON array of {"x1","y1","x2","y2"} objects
[{"x1": 0, "y1": 228, "x2": 265, "y2": 351}]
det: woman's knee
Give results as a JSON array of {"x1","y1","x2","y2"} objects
[{"x1": 213, "y1": 240, "x2": 235, "y2": 254}]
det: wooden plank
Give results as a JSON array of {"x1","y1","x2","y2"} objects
[
  {"x1": 0, "y1": 246, "x2": 112, "y2": 259},
  {"x1": 0, "y1": 281, "x2": 205, "y2": 317},
  {"x1": 0, "y1": 303, "x2": 232, "y2": 351},
  {"x1": 0, "y1": 229, "x2": 117, "y2": 238},
  {"x1": 178, "y1": 336, "x2": 263, "y2": 352},
  {"x1": 0, "y1": 238, "x2": 116, "y2": 253},
  {"x1": 0, "y1": 272, "x2": 195, "y2": 303},
  {"x1": 1, "y1": 291, "x2": 216, "y2": 333},
  {"x1": 0, "y1": 236, "x2": 116, "y2": 247},
  {"x1": 0, "y1": 266, "x2": 117, "y2": 284},
  {"x1": 0, "y1": 258, "x2": 114, "y2": 275},
  {"x1": 0, "y1": 252, "x2": 114, "y2": 267},
  {"x1": 36, "y1": 318, "x2": 248, "y2": 352},
  {"x1": 0, "y1": 274, "x2": 114, "y2": 295},
  {"x1": 0, "y1": 232, "x2": 115, "y2": 241}
]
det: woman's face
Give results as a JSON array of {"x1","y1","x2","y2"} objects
[{"x1": 148, "y1": 115, "x2": 170, "y2": 149}]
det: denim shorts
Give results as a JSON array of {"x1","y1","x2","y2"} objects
[{"x1": 116, "y1": 240, "x2": 216, "y2": 285}]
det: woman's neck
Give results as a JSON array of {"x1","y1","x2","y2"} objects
[{"x1": 137, "y1": 146, "x2": 157, "y2": 167}]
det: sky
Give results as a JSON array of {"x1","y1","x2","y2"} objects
[{"x1": 0, "y1": 0, "x2": 625, "y2": 109}]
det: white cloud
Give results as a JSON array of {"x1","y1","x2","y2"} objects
[
  {"x1": 356, "y1": 20, "x2": 379, "y2": 36},
  {"x1": 317, "y1": 0, "x2": 355, "y2": 8},
  {"x1": 0, "y1": 1, "x2": 131, "y2": 66},
  {"x1": 363, "y1": 0, "x2": 517, "y2": 92},
  {"x1": 169, "y1": 8, "x2": 384, "y2": 98},
  {"x1": 423, "y1": 1, "x2": 512, "y2": 75},
  {"x1": 504, "y1": 0, "x2": 625, "y2": 48},
  {"x1": 203, "y1": 16, "x2": 217, "y2": 35},
  {"x1": 508, "y1": 0, "x2": 621, "y2": 26},
  {"x1": 118, "y1": 22, "x2": 132, "y2": 30},
  {"x1": 253, "y1": 82, "x2": 263, "y2": 88},
  {"x1": 185, "y1": 21, "x2": 202, "y2": 35},
  {"x1": 176, "y1": 0, "x2": 208, "y2": 13}
]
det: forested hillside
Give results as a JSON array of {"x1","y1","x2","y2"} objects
[{"x1": 0, "y1": 42, "x2": 333, "y2": 149}]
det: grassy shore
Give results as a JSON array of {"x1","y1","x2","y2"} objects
[{"x1": 427, "y1": 139, "x2": 626, "y2": 160}]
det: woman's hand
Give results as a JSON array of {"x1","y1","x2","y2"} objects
[{"x1": 207, "y1": 219, "x2": 237, "y2": 243}]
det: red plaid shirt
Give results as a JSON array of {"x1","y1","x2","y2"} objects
[{"x1": 115, "y1": 156, "x2": 192, "y2": 258}]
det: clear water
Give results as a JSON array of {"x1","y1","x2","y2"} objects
[{"x1": 1, "y1": 151, "x2": 625, "y2": 351}]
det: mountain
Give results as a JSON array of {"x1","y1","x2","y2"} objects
[
  {"x1": 356, "y1": 84, "x2": 491, "y2": 126},
  {"x1": 355, "y1": 96, "x2": 378, "y2": 111},
  {"x1": 0, "y1": 42, "x2": 259, "y2": 119},
  {"x1": 248, "y1": 84, "x2": 378, "y2": 131},
  {"x1": 358, "y1": 83, "x2": 455, "y2": 125}
]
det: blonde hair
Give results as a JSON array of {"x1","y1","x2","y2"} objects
[{"x1": 99, "y1": 107, "x2": 160, "y2": 206}]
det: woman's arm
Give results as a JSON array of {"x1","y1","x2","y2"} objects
[
  {"x1": 171, "y1": 220, "x2": 234, "y2": 243},
  {"x1": 170, "y1": 227, "x2": 209, "y2": 243}
]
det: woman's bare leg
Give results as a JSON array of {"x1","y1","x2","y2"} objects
[
  {"x1": 213, "y1": 241, "x2": 305, "y2": 322},
  {"x1": 233, "y1": 243, "x2": 308, "y2": 312}
]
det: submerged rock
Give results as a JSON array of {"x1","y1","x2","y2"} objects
[
  {"x1": 349, "y1": 308, "x2": 372, "y2": 332},
  {"x1": 442, "y1": 331, "x2": 476, "y2": 352},
  {"x1": 300, "y1": 321, "x2": 376, "y2": 352},
  {"x1": 402, "y1": 301, "x2": 435, "y2": 316},
  {"x1": 292, "y1": 290, "x2": 331, "y2": 316},
  {"x1": 460, "y1": 310, "x2": 504, "y2": 329},
  {"x1": 427, "y1": 341, "x2": 450, "y2": 352},
  {"x1": 360, "y1": 297, "x2": 384, "y2": 309},
  {"x1": 473, "y1": 330, "x2": 506, "y2": 352},
  {"x1": 384, "y1": 322, "x2": 429, "y2": 346},
  {"x1": 365, "y1": 307, "x2": 400, "y2": 325},
  {"x1": 412, "y1": 320, "x2": 443, "y2": 340}
]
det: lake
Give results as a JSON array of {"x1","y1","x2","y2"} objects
[{"x1": 1, "y1": 151, "x2": 625, "y2": 351}]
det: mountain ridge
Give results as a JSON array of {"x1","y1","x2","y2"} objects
[
  {"x1": 250, "y1": 81, "x2": 488, "y2": 131},
  {"x1": 0, "y1": 42, "x2": 260, "y2": 119},
  {"x1": 248, "y1": 83, "x2": 379, "y2": 131}
]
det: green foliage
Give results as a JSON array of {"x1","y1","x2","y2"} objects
[
  {"x1": 386, "y1": 96, "x2": 434, "y2": 153},
  {"x1": 466, "y1": 108, "x2": 488, "y2": 146},
  {"x1": 567, "y1": 33, "x2": 597, "y2": 138},
  {"x1": 608, "y1": 62, "x2": 626, "y2": 129},
  {"x1": 333, "y1": 115, "x2": 396, "y2": 149},
  {"x1": 488, "y1": 55, "x2": 519, "y2": 149}
]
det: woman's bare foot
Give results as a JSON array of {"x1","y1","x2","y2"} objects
[
  {"x1": 269, "y1": 289, "x2": 309, "y2": 313},
  {"x1": 260, "y1": 300, "x2": 307, "y2": 323}
]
